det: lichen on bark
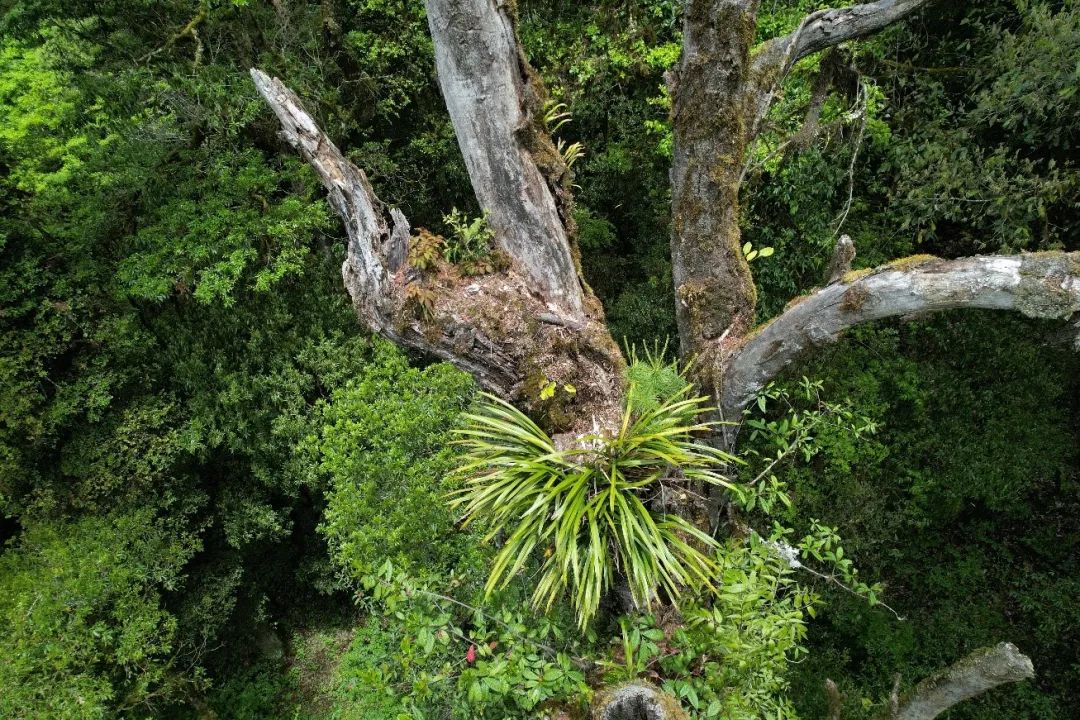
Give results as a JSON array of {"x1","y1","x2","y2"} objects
[{"x1": 1016, "y1": 254, "x2": 1080, "y2": 319}]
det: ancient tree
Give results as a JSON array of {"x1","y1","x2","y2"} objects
[
  {"x1": 252, "y1": 0, "x2": 1078, "y2": 439},
  {"x1": 253, "y1": 0, "x2": 1076, "y2": 713}
]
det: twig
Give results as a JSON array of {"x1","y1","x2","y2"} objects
[
  {"x1": 140, "y1": 1, "x2": 209, "y2": 63},
  {"x1": 831, "y1": 80, "x2": 868, "y2": 240},
  {"x1": 797, "y1": 562, "x2": 903, "y2": 620},
  {"x1": 889, "y1": 673, "x2": 901, "y2": 718}
]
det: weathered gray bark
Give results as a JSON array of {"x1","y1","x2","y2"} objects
[
  {"x1": 719, "y1": 252, "x2": 1080, "y2": 420},
  {"x1": 250, "y1": 69, "x2": 624, "y2": 432},
  {"x1": 250, "y1": 2, "x2": 1071, "y2": 715},
  {"x1": 592, "y1": 681, "x2": 687, "y2": 720},
  {"x1": 250, "y1": 70, "x2": 400, "y2": 332},
  {"x1": 255, "y1": 1, "x2": 967, "y2": 437},
  {"x1": 752, "y1": 0, "x2": 935, "y2": 85},
  {"x1": 888, "y1": 642, "x2": 1034, "y2": 720},
  {"x1": 424, "y1": 0, "x2": 584, "y2": 316},
  {"x1": 826, "y1": 235, "x2": 857, "y2": 284}
]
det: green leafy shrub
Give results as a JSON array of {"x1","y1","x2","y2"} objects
[
  {"x1": 0, "y1": 510, "x2": 199, "y2": 718},
  {"x1": 442, "y1": 207, "x2": 496, "y2": 273},
  {"x1": 773, "y1": 313, "x2": 1080, "y2": 720},
  {"x1": 309, "y1": 562, "x2": 592, "y2": 719},
  {"x1": 315, "y1": 342, "x2": 476, "y2": 579},
  {"x1": 407, "y1": 227, "x2": 445, "y2": 272},
  {"x1": 596, "y1": 534, "x2": 819, "y2": 720},
  {"x1": 453, "y1": 391, "x2": 737, "y2": 628}
]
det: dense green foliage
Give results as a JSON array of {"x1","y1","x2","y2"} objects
[
  {"x1": 1, "y1": 0, "x2": 1076, "y2": 718},
  {"x1": 772, "y1": 313, "x2": 1080, "y2": 720},
  {"x1": 0, "y1": 511, "x2": 199, "y2": 717},
  {"x1": 314, "y1": 344, "x2": 475, "y2": 581},
  {"x1": 0, "y1": 0, "x2": 471, "y2": 714},
  {"x1": 454, "y1": 385, "x2": 734, "y2": 628}
]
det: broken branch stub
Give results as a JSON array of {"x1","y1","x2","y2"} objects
[
  {"x1": 250, "y1": 69, "x2": 401, "y2": 331},
  {"x1": 890, "y1": 642, "x2": 1034, "y2": 720}
]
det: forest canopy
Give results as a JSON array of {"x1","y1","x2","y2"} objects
[{"x1": 0, "y1": 1, "x2": 1076, "y2": 719}]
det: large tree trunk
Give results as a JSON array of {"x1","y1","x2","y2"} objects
[
  {"x1": 670, "y1": 0, "x2": 760, "y2": 376},
  {"x1": 251, "y1": 0, "x2": 1080, "y2": 513},
  {"x1": 252, "y1": 0, "x2": 1080, "y2": 481},
  {"x1": 251, "y1": 0, "x2": 1076, "y2": 710}
]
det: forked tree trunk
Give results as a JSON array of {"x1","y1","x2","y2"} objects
[
  {"x1": 251, "y1": 18, "x2": 626, "y2": 439},
  {"x1": 253, "y1": 0, "x2": 1079, "y2": 438},
  {"x1": 251, "y1": 0, "x2": 1078, "y2": 711}
]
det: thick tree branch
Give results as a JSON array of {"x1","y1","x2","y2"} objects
[
  {"x1": 720, "y1": 252, "x2": 1080, "y2": 418},
  {"x1": 424, "y1": 0, "x2": 584, "y2": 316},
  {"x1": 751, "y1": 0, "x2": 934, "y2": 87},
  {"x1": 887, "y1": 642, "x2": 1034, "y2": 720},
  {"x1": 251, "y1": 69, "x2": 625, "y2": 433},
  {"x1": 250, "y1": 69, "x2": 401, "y2": 332}
]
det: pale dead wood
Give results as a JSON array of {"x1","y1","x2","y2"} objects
[
  {"x1": 721, "y1": 252, "x2": 1080, "y2": 419},
  {"x1": 888, "y1": 642, "x2": 1034, "y2": 720},
  {"x1": 752, "y1": 0, "x2": 937, "y2": 87},
  {"x1": 251, "y1": 68, "x2": 625, "y2": 433},
  {"x1": 424, "y1": 0, "x2": 585, "y2": 316}
]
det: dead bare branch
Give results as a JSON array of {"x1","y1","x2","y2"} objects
[{"x1": 721, "y1": 252, "x2": 1080, "y2": 419}]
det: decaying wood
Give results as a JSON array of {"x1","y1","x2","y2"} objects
[
  {"x1": 827, "y1": 235, "x2": 857, "y2": 284},
  {"x1": 887, "y1": 642, "x2": 1034, "y2": 720},
  {"x1": 720, "y1": 252, "x2": 1080, "y2": 420},
  {"x1": 249, "y1": 1, "x2": 1072, "y2": 714},
  {"x1": 424, "y1": 0, "x2": 584, "y2": 316},
  {"x1": 250, "y1": 69, "x2": 624, "y2": 433},
  {"x1": 825, "y1": 678, "x2": 844, "y2": 720}
]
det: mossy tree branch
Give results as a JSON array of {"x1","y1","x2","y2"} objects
[
  {"x1": 885, "y1": 642, "x2": 1034, "y2": 720},
  {"x1": 719, "y1": 252, "x2": 1080, "y2": 421}
]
